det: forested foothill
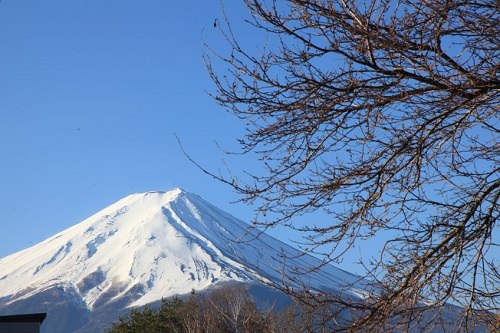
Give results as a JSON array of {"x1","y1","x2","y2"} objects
[{"x1": 105, "y1": 286, "x2": 339, "y2": 333}]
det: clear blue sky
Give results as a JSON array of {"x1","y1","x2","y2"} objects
[{"x1": 0, "y1": 0, "x2": 370, "y2": 275}]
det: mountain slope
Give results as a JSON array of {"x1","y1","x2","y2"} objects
[{"x1": 0, "y1": 189, "x2": 370, "y2": 332}]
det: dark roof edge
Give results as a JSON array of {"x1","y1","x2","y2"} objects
[{"x1": 0, "y1": 313, "x2": 46, "y2": 323}]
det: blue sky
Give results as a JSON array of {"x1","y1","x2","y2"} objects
[
  {"x1": 0, "y1": 0, "x2": 247, "y2": 252},
  {"x1": 0, "y1": 0, "x2": 372, "y2": 275}
]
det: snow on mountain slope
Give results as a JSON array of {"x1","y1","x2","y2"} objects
[{"x1": 0, "y1": 189, "x2": 370, "y2": 310}]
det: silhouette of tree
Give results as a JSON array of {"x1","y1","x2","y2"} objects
[{"x1": 206, "y1": 0, "x2": 499, "y2": 331}]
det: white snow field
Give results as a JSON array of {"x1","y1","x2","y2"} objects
[{"x1": 0, "y1": 189, "x2": 370, "y2": 310}]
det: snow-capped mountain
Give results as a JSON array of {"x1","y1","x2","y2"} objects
[{"x1": 0, "y1": 189, "x2": 369, "y2": 332}]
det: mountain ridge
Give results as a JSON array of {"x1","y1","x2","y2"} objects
[{"x1": 0, "y1": 188, "x2": 370, "y2": 332}]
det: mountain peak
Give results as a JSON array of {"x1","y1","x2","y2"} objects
[
  {"x1": 0, "y1": 188, "x2": 250, "y2": 309},
  {"x1": 121, "y1": 187, "x2": 186, "y2": 202},
  {"x1": 0, "y1": 189, "x2": 368, "y2": 312},
  {"x1": 141, "y1": 187, "x2": 185, "y2": 196}
]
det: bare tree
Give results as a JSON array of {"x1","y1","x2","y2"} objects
[
  {"x1": 207, "y1": 285, "x2": 258, "y2": 333},
  {"x1": 181, "y1": 292, "x2": 204, "y2": 333},
  {"x1": 206, "y1": 0, "x2": 499, "y2": 331}
]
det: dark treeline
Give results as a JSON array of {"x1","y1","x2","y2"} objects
[{"x1": 105, "y1": 286, "x2": 335, "y2": 333}]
